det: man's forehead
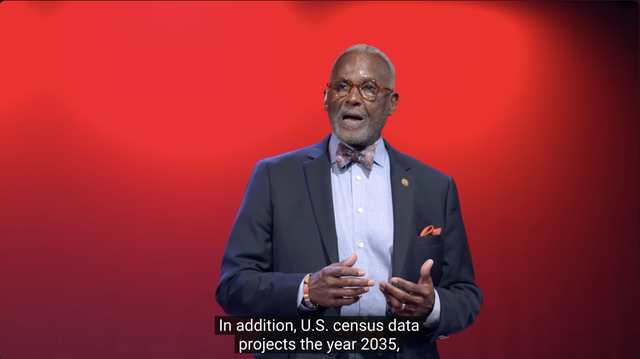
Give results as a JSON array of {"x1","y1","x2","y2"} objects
[{"x1": 331, "y1": 51, "x2": 391, "y2": 82}]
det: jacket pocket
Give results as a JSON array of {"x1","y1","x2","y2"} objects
[{"x1": 413, "y1": 235, "x2": 443, "y2": 246}]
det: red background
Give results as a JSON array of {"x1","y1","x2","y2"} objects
[{"x1": 0, "y1": 2, "x2": 638, "y2": 358}]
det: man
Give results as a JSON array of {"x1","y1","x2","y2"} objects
[{"x1": 216, "y1": 44, "x2": 482, "y2": 358}]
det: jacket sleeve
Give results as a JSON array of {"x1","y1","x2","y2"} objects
[
  {"x1": 215, "y1": 160, "x2": 305, "y2": 316},
  {"x1": 429, "y1": 177, "x2": 482, "y2": 341}
]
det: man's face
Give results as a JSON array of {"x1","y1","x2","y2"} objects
[{"x1": 326, "y1": 50, "x2": 399, "y2": 150}]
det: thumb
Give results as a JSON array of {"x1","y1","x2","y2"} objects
[
  {"x1": 418, "y1": 259, "x2": 434, "y2": 285},
  {"x1": 334, "y1": 253, "x2": 357, "y2": 267}
]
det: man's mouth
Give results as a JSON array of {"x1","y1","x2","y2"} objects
[
  {"x1": 342, "y1": 114, "x2": 364, "y2": 123},
  {"x1": 337, "y1": 111, "x2": 367, "y2": 130}
]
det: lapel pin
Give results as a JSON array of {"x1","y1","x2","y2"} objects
[{"x1": 401, "y1": 179, "x2": 409, "y2": 187}]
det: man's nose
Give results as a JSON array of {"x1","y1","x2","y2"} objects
[{"x1": 344, "y1": 85, "x2": 363, "y2": 106}]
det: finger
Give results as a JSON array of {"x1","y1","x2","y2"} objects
[
  {"x1": 339, "y1": 277, "x2": 375, "y2": 287},
  {"x1": 334, "y1": 295, "x2": 362, "y2": 307},
  {"x1": 333, "y1": 287, "x2": 370, "y2": 297},
  {"x1": 418, "y1": 259, "x2": 434, "y2": 285},
  {"x1": 391, "y1": 277, "x2": 421, "y2": 294},
  {"x1": 382, "y1": 292, "x2": 411, "y2": 317},
  {"x1": 330, "y1": 267, "x2": 366, "y2": 277},
  {"x1": 382, "y1": 291, "x2": 401, "y2": 309},
  {"x1": 380, "y1": 281, "x2": 417, "y2": 305},
  {"x1": 331, "y1": 253, "x2": 357, "y2": 268}
]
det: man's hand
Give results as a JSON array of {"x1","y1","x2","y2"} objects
[
  {"x1": 308, "y1": 253, "x2": 374, "y2": 308},
  {"x1": 380, "y1": 259, "x2": 435, "y2": 317}
]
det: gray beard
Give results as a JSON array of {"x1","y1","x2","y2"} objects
[{"x1": 329, "y1": 110, "x2": 386, "y2": 149}]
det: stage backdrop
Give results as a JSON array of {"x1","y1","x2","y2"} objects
[{"x1": 0, "y1": 2, "x2": 638, "y2": 359}]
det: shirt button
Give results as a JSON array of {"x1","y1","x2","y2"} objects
[
  {"x1": 356, "y1": 175, "x2": 362, "y2": 181},
  {"x1": 359, "y1": 242, "x2": 365, "y2": 248},
  {"x1": 358, "y1": 208, "x2": 363, "y2": 213}
]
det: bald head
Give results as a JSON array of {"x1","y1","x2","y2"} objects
[{"x1": 330, "y1": 44, "x2": 396, "y2": 89}]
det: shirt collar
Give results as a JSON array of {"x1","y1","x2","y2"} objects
[{"x1": 329, "y1": 132, "x2": 387, "y2": 169}]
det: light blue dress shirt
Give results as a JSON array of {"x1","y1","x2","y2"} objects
[
  {"x1": 329, "y1": 134, "x2": 395, "y2": 316},
  {"x1": 297, "y1": 133, "x2": 441, "y2": 325}
]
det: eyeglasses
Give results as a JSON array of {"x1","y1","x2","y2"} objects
[{"x1": 327, "y1": 78, "x2": 393, "y2": 101}]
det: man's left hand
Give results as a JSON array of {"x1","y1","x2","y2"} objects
[{"x1": 379, "y1": 259, "x2": 435, "y2": 317}]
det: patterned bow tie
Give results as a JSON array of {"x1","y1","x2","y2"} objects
[{"x1": 336, "y1": 142, "x2": 377, "y2": 170}]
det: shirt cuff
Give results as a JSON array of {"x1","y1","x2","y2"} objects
[{"x1": 424, "y1": 289, "x2": 441, "y2": 329}]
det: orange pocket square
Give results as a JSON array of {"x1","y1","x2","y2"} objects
[{"x1": 420, "y1": 225, "x2": 441, "y2": 236}]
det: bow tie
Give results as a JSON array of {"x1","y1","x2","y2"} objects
[{"x1": 336, "y1": 142, "x2": 377, "y2": 170}]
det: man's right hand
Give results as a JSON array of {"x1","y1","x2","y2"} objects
[{"x1": 307, "y1": 253, "x2": 374, "y2": 308}]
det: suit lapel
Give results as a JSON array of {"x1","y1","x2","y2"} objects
[
  {"x1": 386, "y1": 141, "x2": 414, "y2": 278},
  {"x1": 303, "y1": 136, "x2": 340, "y2": 265}
]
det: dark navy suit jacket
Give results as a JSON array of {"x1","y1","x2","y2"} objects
[{"x1": 216, "y1": 135, "x2": 482, "y2": 359}]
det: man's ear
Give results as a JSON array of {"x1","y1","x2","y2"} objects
[
  {"x1": 323, "y1": 90, "x2": 329, "y2": 110},
  {"x1": 388, "y1": 92, "x2": 399, "y2": 115}
]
